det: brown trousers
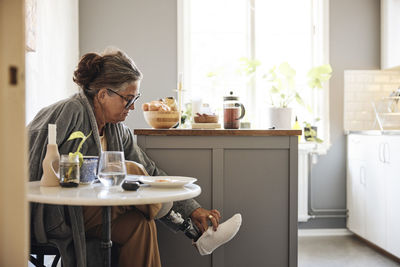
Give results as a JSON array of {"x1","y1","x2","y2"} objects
[{"x1": 83, "y1": 161, "x2": 162, "y2": 267}]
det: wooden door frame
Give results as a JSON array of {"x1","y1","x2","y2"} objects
[{"x1": 0, "y1": 0, "x2": 28, "y2": 265}]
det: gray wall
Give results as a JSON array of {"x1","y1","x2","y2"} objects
[
  {"x1": 299, "y1": 0, "x2": 380, "y2": 228},
  {"x1": 79, "y1": 0, "x2": 381, "y2": 228},
  {"x1": 79, "y1": 0, "x2": 177, "y2": 130}
]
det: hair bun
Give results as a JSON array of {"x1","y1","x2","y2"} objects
[{"x1": 73, "y1": 53, "x2": 104, "y2": 89}]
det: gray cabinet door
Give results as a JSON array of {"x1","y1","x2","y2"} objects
[
  {"x1": 223, "y1": 149, "x2": 289, "y2": 267},
  {"x1": 145, "y1": 148, "x2": 213, "y2": 267}
]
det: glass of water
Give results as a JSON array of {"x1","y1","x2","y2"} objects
[{"x1": 98, "y1": 151, "x2": 127, "y2": 187}]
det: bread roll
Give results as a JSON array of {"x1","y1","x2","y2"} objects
[
  {"x1": 143, "y1": 99, "x2": 173, "y2": 112},
  {"x1": 149, "y1": 101, "x2": 161, "y2": 111},
  {"x1": 142, "y1": 103, "x2": 150, "y2": 111},
  {"x1": 164, "y1": 97, "x2": 178, "y2": 111},
  {"x1": 159, "y1": 104, "x2": 171, "y2": 112}
]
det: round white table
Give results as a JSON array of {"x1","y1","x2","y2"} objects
[{"x1": 27, "y1": 181, "x2": 201, "y2": 267}]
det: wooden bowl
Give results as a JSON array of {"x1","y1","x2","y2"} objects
[
  {"x1": 143, "y1": 111, "x2": 179, "y2": 129},
  {"x1": 194, "y1": 114, "x2": 219, "y2": 123}
]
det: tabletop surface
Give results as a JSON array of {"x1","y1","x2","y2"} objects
[
  {"x1": 27, "y1": 181, "x2": 201, "y2": 206},
  {"x1": 134, "y1": 128, "x2": 302, "y2": 136}
]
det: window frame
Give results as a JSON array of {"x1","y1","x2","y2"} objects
[{"x1": 177, "y1": 0, "x2": 331, "y2": 153}]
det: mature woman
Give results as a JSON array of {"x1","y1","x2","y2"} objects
[{"x1": 28, "y1": 48, "x2": 241, "y2": 267}]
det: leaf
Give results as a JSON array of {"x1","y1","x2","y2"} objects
[
  {"x1": 238, "y1": 57, "x2": 261, "y2": 75},
  {"x1": 305, "y1": 104, "x2": 313, "y2": 113},
  {"x1": 67, "y1": 131, "x2": 85, "y2": 141},
  {"x1": 307, "y1": 64, "x2": 332, "y2": 89},
  {"x1": 206, "y1": 71, "x2": 218, "y2": 78},
  {"x1": 270, "y1": 86, "x2": 280, "y2": 93},
  {"x1": 67, "y1": 130, "x2": 92, "y2": 164},
  {"x1": 310, "y1": 128, "x2": 317, "y2": 136},
  {"x1": 295, "y1": 93, "x2": 305, "y2": 106},
  {"x1": 278, "y1": 62, "x2": 296, "y2": 78}
]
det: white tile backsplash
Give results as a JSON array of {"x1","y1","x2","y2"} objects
[{"x1": 344, "y1": 70, "x2": 400, "y2": 131}]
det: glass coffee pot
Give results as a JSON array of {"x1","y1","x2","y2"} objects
[{"x1": 223, "y1": 91, "x2": 246, "y2": 129}]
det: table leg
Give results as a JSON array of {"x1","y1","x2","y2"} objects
[{"x1": 101, "y1": 206, "x2": 112, "y2": 267}]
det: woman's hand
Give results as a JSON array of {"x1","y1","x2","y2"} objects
[{"x1": 190, "y1": 208, "x2": 221, "y2": 233}]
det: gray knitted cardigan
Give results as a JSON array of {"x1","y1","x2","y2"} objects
[{"x1": 28, "y1": 91, "x2": 200, "y2": 267}]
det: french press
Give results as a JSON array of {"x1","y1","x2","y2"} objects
[{"x1": 223, "y1": 91, "x2": 246, "y2": 129}]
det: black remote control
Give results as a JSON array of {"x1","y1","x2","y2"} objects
[{"x1": 122, "y1": 180, "x2": 140, "y2": 191}]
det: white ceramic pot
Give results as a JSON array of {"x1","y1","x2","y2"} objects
[{"x1": 266, "y1": 107, "x2": 292, "y2": 129}]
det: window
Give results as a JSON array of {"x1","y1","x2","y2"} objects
[{"x1": 178, "y1": 0, "x2": 330, "y2": 152}]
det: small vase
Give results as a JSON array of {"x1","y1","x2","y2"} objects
[{"x1": 40, "y1": 144, "x2": 60, "y2": 187}]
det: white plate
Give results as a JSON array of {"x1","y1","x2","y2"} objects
[{"x1": 139, "y1": 176, "x2": 197, "y2": 188}]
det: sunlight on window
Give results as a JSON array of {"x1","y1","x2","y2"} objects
[
  {"x1": 181, "y1": 0, "x2": 328, "y2": 139},
  {"x1": 254, "y1": 0, "x2": 313, "y2": 128},
  {"x1": 187, "y1": 0, "x2": 248, "y2": 116}
]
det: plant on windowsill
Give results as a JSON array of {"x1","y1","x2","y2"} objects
[
  {"x1": 303, "y1": 119, "x2": 323, "y2": 143},
  {"x1": 263, "y1": 62, "x2": 332, "y2": 129},
  {"x1": 301, "y1": 64, "x2": 332, "y2": 143}
]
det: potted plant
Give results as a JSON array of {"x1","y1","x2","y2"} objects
[
  {"x1": 67, "y1": 130, "x2": 98, "y2": 184},
  {"x1": 263, "y1": 62, "x2": 332, "y2": 129},
  {"x1": 263, "y1": 62, "x2": 298, "y2": 129},
  {"x1": 303, "y1": 119, "x2": 323, "y2": 143}
]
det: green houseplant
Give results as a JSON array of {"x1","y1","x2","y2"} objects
[
  {"x1": 67, "y1": 130, "x2": 93, "y2": 166},
  {"x1": 264, "y1": 62, "x2": 302, "y2": 109},
  {"x1": 263, "y1": 62, "x2": 332, "y2": 129},
  {"x1": 264, "y1": 62, "x2": 332, "y2": 109},
  {"x1": 303, "y1": 119, "x2": 323, "y2": 143},
  {"x1": 62, "y1": 130, "x2": 93, "y2": 182},
  {"x1": 302, "y1": 64, "x2": 332, "y2": 142}
]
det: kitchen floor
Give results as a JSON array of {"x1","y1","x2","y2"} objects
[
  {"x1": 299, "y1": 235, "x2": 400, "y2": 267},
  {"x1": 29, "y1": 234, "x2": 400, "y2": 267}
]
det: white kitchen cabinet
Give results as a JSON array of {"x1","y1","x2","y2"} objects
[
  {"x1": 347, "y1": 133, "x2": 400, "y2": 258},
  {"x1": 381, "y1": 0, "x2": 400, "y2": 69},
  {"x1": 347, "y1": 134, "x2": 368, "y2": 160},
  {"x1": 385, "y1": 136, "x2": 400, "y2": 257},
  {"x1": 347, "y1": 158, "x2": 366, "y2": 237},
  {"x1": 364, "y1": 137, "x2": 386, "y2": 248}
]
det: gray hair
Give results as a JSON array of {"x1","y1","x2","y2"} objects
[{"x1": 73, "y1": 48, "x2": 143, "y2": 98}]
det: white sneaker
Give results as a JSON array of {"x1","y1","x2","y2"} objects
[{"x1": 195, "y1": 213, "x2": 242, "y2": 255}]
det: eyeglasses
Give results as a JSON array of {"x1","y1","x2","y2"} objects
[{"x1": 107, "y1": 88, "x2": 141, "y2": 109}]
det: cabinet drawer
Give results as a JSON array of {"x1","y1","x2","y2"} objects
[{"x1": 347, "y1": 135, "x2": 366, "y2": 160}]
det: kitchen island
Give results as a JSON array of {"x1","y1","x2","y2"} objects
[{"x1": 134, "y1": 129, "x2": 301, "y2": 267}]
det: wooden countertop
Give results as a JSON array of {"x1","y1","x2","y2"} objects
[{"x1": 134, "y1": 128, "x2": 302, "y2": 136}]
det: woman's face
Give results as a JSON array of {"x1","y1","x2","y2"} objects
[{"x1": 99, "y1": 80, "x2": 141, "y2": 124}]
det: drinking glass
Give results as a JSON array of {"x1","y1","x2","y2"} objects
[{"x1": 97, "y1": 151, "x2": 127, "y2": 187}]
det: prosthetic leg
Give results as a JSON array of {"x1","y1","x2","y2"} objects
[
  {"x1": 159, "y1": 209, "x2": 242, "y2": 256},
  {"x1": 159, "y1": 209, "x2": 201, "y2": 241}
]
